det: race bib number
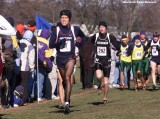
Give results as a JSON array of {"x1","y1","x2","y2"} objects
[
  {"x1": 97, "y1": 47, "x2": 107, "y2": 56},
  {"x1": 60, "y1": 41, "x2": 71, "y2": 52},
  {"x1": 122, "y1": 50, "x2": 127, "y2": 56},
  {"x1": 152, "y1": 48, "x2": 158, "y2": 56},
  {"x1": 135, "y1": 52, "x2": 142, "y2": 59}
]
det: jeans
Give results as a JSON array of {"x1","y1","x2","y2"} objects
[
  {"x1": 20, "y1": 71, "x2": 29, "y2": 102},
  {"x1": 27, "y1": 70, "x2": 36, "y2": 99},
  {"x1": 38, "y1": 68, "x2": 46, "y2": 98},
  {"x1": 113, "y1": 67, "x2": 120, "y2": 85}
]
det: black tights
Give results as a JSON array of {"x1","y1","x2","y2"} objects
[{"x1": 59, "y1": 59, "x2": 75, "y2": 103}]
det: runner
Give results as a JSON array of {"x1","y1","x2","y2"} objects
[
  {"x1": 91, "y1": 21, "x2": 119, "y2": 104},
  {"x1": 49, "y1": 10, "x2": 86, "y2": 113},
  {"x1": 140, "y1": 31, "x2": 150, "y2": 84},
  {"x1": 126, "y1": 35, "x2": 147, "y2": 91},
  {"x1": 118, "y1": 35, "x2": 131, "y2": 89},
  {"x1": 147, "y1": 34, "x2": 160, "y2": 89}
]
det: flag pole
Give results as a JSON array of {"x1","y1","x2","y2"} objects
[
  {"x1": 36, "y1": 14, "x2": 40, "y2": 103},
  {"x1": 35, "y1": 14, "x2": 52, "y2": 103},
  {"x1": 37, "y1": 30, "x2": 39, "y2": 103}
]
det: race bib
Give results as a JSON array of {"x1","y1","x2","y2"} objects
[
  {"x1": 152, "y1": 48, "x2": 158, "y2": 56},
  {"x1": 97, "y1": 47, "x2": 107, "y2": 56},
  {"x1": 60, "y1": 40, "x2": 71, "y2": 52},
  {"x1": 135, "y1": 52, "x2": 142, "y2": 59},
  {"x1": 122, "y1": 50, "x2": 127, "y2": 56}
]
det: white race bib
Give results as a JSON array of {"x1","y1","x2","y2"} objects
[
  {"x1": 97, "y1": 47, "x2": 107, "y2": 56},
  {"x1": 135, "y1": 52, "x2": 142, "y2": 59},
  {"x1": 122, "y1": 50, "x2": 127, "y2": 56},
  {"x1": 152, "y1": 48, "x2": 158, "y2": 56},
  {"x1": 60, "y1": 40, "x2": 71, "y2": 52}
]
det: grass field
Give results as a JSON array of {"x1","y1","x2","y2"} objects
[{"x1": 0, "y1": 67, "x2": 160, "y2": 119}]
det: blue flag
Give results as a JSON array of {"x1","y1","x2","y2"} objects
[{"x1": 36, "y1": 14, "x2": 52, "y2": 30}]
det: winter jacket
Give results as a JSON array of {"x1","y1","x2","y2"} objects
[
  {"x1": 37, "y1": 29, "x2": 52, "y2": 69},
  {"x1": 19, "y1": 30, "x2": 35, "y2": 71}
]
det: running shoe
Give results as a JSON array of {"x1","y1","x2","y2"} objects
[
  {"x1": 64, "y1": 104, "x2": 70, "y2": 114},
  {"x1": 152, "y1": 85, "x2": 158, "y2": 90}
]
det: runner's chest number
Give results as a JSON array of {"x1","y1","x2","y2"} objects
[{"x1": 97, "y1": 46, "x2": 107, "y2": 56}]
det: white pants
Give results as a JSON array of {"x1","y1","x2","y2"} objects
[
  {"x1": 109, "y1": 49, "x2": 116, "y2": 85},
  {"x1": 45, "y1": 63, "x2": 58, "y2": 99},
  {"x1": 109, "y1": 60, "x2": 116, "y2": 85}
]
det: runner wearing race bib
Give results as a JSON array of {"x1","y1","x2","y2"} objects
[
  {"x1": 91, "y1": 21, "x2": 119, "y2": 105},
  {"x1": 118, "y1": 35, "x2": 131, "y2": 89},
  {"x1": 147, "y1": 34, "x2": 160, "y2": 90},
  {"x1": 49, "y1": 10, "x2": 86, "y2": 114},
  {"x1": 126, "y1": 35, "x2": 146, "y2": 91}
]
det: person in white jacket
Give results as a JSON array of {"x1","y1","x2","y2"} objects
[
  {"x1": 19, "y1": 30, "x2": 35, "y2": 104},
  {"x1": 0, "y1": 15, "x2": 16, "y2": 36}
]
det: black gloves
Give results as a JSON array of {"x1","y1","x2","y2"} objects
[
  {"x1": 59, "y1": 38, "x2": 66, "y2": 49},
  {"x1": 116, "y1": 51, "x2": 120, "y2": 56}
]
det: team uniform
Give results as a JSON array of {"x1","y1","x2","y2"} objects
[
  {"x1": 141, "y1": 40, "x2": 150, "y2": 77},
  {"x1": 91, "y1": 33, "x2": 119, "y2": 78},
  {"x1": 127, "y1": 35, "x2": 147, "y2": 91},
  {"x1": 49, "y1": 25, "x2": 85, "y2": 69},
  {"x1": 132, "y1": 44, "x2": 144, "y2": 77},
  {"x1": 120, "y1": 43, "x2": 132, "y2": 88},
  {"x1": 148, "y1": 39, "x2": 160, "y2": 89},
  {"x1": 49, "y1": 18, "x2": 86, "y2": 113},
  {"x1": 150, "y1": 40, "x2": 160, "y2": 64}
]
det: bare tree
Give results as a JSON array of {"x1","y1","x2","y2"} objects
[
  {"x1": 107, "y1": 0, "x2": 140, "y2": 36},
  {"x1": 75, "y1": 0, "x2": 108, "y2": 35},
  {"x1": 0, "y1": 0, "x2": 160, "y2": 35}
]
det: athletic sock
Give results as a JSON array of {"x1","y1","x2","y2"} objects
[{"x1": 65, "y1": 102, "x2": 69, "y2": 105}]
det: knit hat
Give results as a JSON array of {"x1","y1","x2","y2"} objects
[
  {"x1": 133, "y1": 35, "x2": 140, "y2": 41},
  {"x1": 40, "y1": 29, "x2": 51, "y2": 39},
  {"x1": 99, "y1": 21, "x2": 107, "y2": 28},
  {"x1": 27, "y1": 20, "x2": 36, "y2": 31},
  {"x1": 16, "y1": 24, "x2": 25, "y2": 35},
  {"x1": 153, "y1": 34, "x2": 159, "y2": 38},
  {"x1": 60, "y1": 10, "x2": 72, "y2": 20},
  {"x1": 7, "y1": 17, "x2": 14, "y2": 27},
  {"x1": 23, "y1": 30, "x2": 33, "y2": 42},
  {"x1": 140, "y1": 31, "x2": 145, "y2": 35}
]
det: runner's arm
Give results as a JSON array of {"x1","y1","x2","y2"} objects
[
  {"x1": 74, "y1": 26, "x2": 86, "y2": 47},
  {"x1": 126, "y1": 43, "x2": 134, "y2": 56},
  {"x1": 109, "y1": 34, "x2": 120, "y2": 50},
  {"x1": 49, "y1": 26, "x2": 58, "y2": 48}
]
